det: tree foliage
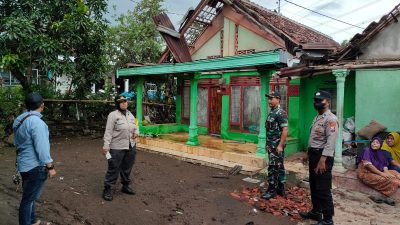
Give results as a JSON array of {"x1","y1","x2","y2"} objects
[
  {"x1": 106, "y1": 0, "x2": 165, "y2": 70},
  {"x1": 0, "y1": 0, "x2": 108, "y2": 97}
]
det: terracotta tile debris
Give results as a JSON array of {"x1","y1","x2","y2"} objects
[{"x1": 230, "y1": 186, "x2": 312, "y2": 221}]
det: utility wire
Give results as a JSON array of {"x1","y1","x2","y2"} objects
[
  {"x1": 327, "y1": 15, "x2": 382, "y2": 36},
  {"x1": 314, "y1": 0, "x2": 380, "y2": 28},
  {"x1": 284, "y1": 0, "x2": 365, "y2": 29},
  {"x1": 297, "y1": 0, "x2": 336, "y2": 20},
  {"x1": 281, "y1": 8, "x2": 354, "y2": 35}
]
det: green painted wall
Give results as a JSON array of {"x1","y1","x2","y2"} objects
[
  {"x1": 192, "y1": 31, "x2": 221, "y2": 60},
  {"x1": 297, "y1": 73, "x2": 356, "y2": 150},
  {"x1": 238, "y1": 25, "x2": 277, "y2": 52},
  {"x1": 355, "y1": 69, "x2": 400, "y2": 132},
  {"x1": 288, "y1": 96, "x2": 300, "y2": 138}
]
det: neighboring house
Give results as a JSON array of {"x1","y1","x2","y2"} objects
[
  {"x1": 279, "y1": 3, "x2": 400, "y2": 168},
  {"x1": 117, "y1": 0, "x2": 339, "y2": 157},
  {"x1": 0, "y1": 69, "x2": 41, "y2": 86}
]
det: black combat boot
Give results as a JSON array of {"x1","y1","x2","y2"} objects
[
  {"x1": 121, "y1": 185, "x2": 136, "y2": 195},
  {"x1": 261, "y1": 185, "x2": 277, "y2": 200},
  {"x1": 311, "y1": 218, "x2": 333, "y2": 225},
  {"x1": 299, "y1": 210, "x2": 323, "y2": 221},
  {"x1": 277, "y1": 183, "x2": 285, "y2": 197},
  {"x1": 103, "y1": 186, "x2": 113, "y2": 201}
]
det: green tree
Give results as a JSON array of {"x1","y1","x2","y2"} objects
[
  {"x1": 0, "y1": 0, "x2": 108, "y2": 97},
  {"x1": 340, "y1": 39, "x2": 349, "y2": 47},
  {"x1": 106, "y1": 0, "x2": 165, "y2": 70}
]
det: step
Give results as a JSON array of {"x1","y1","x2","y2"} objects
[
  {"x1": 138, "y1": 137, "x2": 266, "y2": 169},
  {"x1": 137, "y1": 143, "x2": 262, "y2": 175}
]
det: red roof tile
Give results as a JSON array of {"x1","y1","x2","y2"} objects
[{"x1": 236, "y1": 0, "x2": 340, "y2": 52}]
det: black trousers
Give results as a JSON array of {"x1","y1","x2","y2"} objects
[
  {"x1": 104, "y1": 146, "x2": 136, "y2": 188},
  {"x1": 308, "y1": 148, "x2": 334, "y2": 219}
]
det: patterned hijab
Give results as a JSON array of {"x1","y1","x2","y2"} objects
[
  {"x1": 359, "y1": 137, "x2": 389, "y2": 171},
  {"x1": 382, "y1": 132, "x2": 400, "y2": 163}
]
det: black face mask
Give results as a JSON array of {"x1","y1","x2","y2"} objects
[{"x1": 313, "y1": 102, "x2": 326, "y2": 111}]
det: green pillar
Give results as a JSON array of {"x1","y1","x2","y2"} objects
[
  {"x1": 220, "y1": 73, "x2": 231, "y2": 139},
  {"x1": 186, "y1": 74, "x2": 200, "y2": 146},
  {"x1": 136, "y1": 77, "x2": 144, "y2": 130},
  {"x1": 333, "y1": 69, "x2": 349, "y2": 171},
  {"x1": 256, "y1": 70, "x2": 273, "y2": 157}
]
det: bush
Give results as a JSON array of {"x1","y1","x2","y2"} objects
[{"x1": 0, "y1": 86, "x2": 25, "y2": 139}]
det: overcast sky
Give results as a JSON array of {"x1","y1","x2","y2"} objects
[{"x1": 106, "y1": 0, "x2": 400, "y2": 43}]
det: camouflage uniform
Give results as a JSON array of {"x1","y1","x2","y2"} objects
[{"x1": 266, "y1": 105, "x2": 288, "y2": 189}]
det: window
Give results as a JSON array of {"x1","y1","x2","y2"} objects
[
  {"x1": 229, "y1": 85, "x2": 260, "y2": 133},
  {"x1": 230, "y1": 86, "x2": 241, "y2": 125},
  {"x1": 243, "y1": 86, "x2": 260, "y2": 133},
  {"x1": 197, "y1": 87, "x2": 208, "y2": 126}
]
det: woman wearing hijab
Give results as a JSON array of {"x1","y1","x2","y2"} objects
[
  {"x1": 101, "y1": 95, "x2": 139, "y2": 201},
  {"x1": 357, "y1": 137, "x2": 400, "y2": 203},
  {"x1": 382, "y1": 132, "x2": 400, "y2": 165}
]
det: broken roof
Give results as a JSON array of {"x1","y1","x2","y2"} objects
[
  {"x1": 234, "y1": 0, "x2": 339, "y2": 52},
  {"x1": 157, "y1": 0, "x2": 340, "y2": 63},
  {"x1": 338, "y1": 3, "x2": 400, "y2": 60},
  {"x1": 153, "y1": 13, "x2": 192, "y2": 63}
]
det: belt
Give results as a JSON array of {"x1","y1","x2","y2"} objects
[{"x1": 308, "y1": 147, "x2": 323, "y2": 152}]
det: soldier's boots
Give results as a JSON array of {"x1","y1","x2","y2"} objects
[
  {"x1": 261, "y1": 185, "x2": 277, "y2": 200},
  {"x1": 261, "y1": 189, "x2": 276, "y2": 200},
  {"x1": 299, "y1": 210, "x2": 323, "y2": 221},
  {"x1": 121, "y1": 185, "x2": 136, "y2": 195},
  {"x1": 103, "y1": 186, "x2": 113, "y2": 201},
  {"x1": 277, "y1": 183, "x2": 285, "y2": 197},
  {"x1": 311, "y1": 219, "x2": 333, "y2": 225}
]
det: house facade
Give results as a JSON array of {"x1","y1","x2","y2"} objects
[
  {"x1": 118, "y1": 0, "x2": 339, "y2": 158},
  {"x1": 280, "y1": 3, "x2": 400, "y2": 168}
]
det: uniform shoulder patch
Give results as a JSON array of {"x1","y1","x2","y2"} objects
[{"x1": 329, "y1": 121, "x2": 337, "y2": 133}]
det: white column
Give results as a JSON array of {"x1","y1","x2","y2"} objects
[
  {"x1": 333, "y1": 69, "x2": 350, "y2": 172},
  {"x1": 124, "y1": 79, "x2": 129, "y2": 92}
]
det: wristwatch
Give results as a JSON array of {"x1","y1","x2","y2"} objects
[{"x1": 46, "y1": 164, "x2": 55, "y2": 170}]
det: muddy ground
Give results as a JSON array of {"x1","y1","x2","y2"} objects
[{"x1": 0, "y1": 137, "x2": 295, "y2": 225}]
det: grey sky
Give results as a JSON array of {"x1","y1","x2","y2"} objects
[{"x1": 106, "y1": 0, "x2": 400, "y2": 43}]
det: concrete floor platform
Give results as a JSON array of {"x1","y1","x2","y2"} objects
[{"x1": 137, "y1": 134, "x2": 265, "y2": 174}]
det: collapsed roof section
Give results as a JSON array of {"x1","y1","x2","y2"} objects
[{"x1": 156, "y1": 0, "x2": 340, "y2": 63}]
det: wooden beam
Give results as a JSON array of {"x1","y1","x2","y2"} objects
[
  {"x1": 180, "y1": 0, "x2": 212, "y2": 35},
  {"x1": 157, "y1": 25, "x2": 180, "y2": 39}
]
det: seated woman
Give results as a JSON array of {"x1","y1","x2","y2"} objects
[
  {"x1": 357, "y1": 137, "x2": 400, "y2": 204},
  {"x1": 383, "y1": 150, "x2": 400, "y2": 172},
  {"x1": 382, "y1": 132, "x2": 400, "y2": 171}
]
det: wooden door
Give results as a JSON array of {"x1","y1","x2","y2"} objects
[{"x1": 209, "y1": 87, "x2": 222, "y2": 134}]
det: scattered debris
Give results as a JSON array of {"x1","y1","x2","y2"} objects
[
  {"x1": 211, "y1": 173, "x2": 229, "y2": 179},
  {"x1": 242, "y1": 177, "x2": 261, "y2": 184},
  {"x1": 212, "y1": 165, "x2": 242, "y2": 179},
  {"x1": 228, "y1": 165, "x2": 242, "y2": 175},
  {"x1": 230, "y1": 186, "x2": 312, "y2": 221}
]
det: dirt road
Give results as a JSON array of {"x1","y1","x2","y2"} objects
[{"x1": 0, "y1": 137, "x2": 294, "y2": 225}]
